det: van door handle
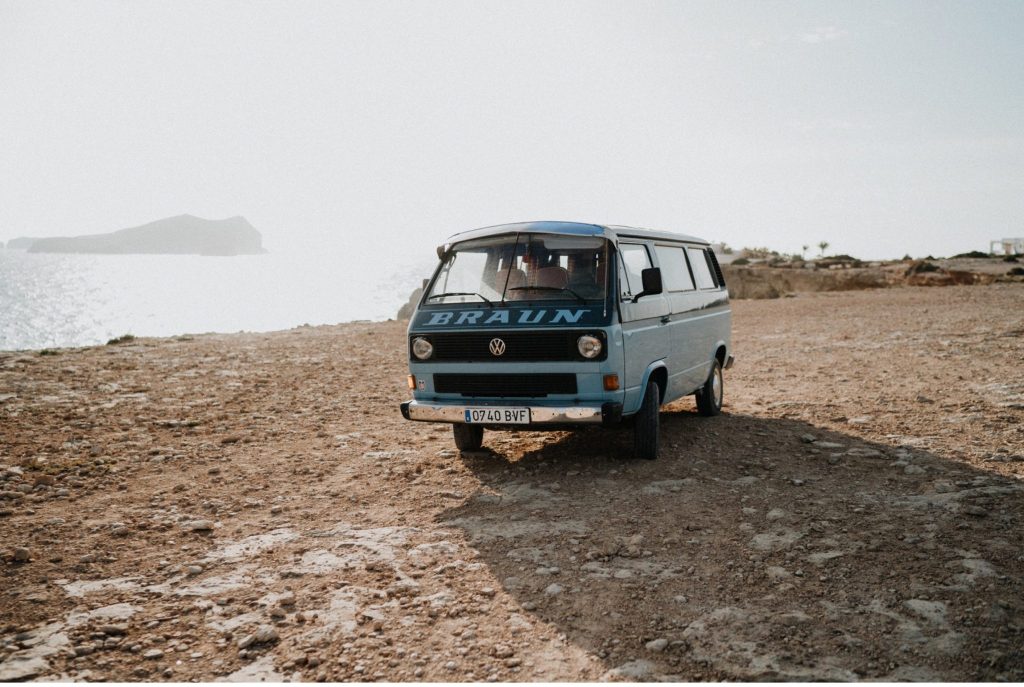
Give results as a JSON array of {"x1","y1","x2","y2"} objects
[{"x1": 660, "y1": 316, "x2": 670, "y2": 324}]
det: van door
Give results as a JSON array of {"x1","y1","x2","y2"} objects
[
  {"x1": 617, "y1": 242, "x2": 669, "y2": 412},
  {"x1": 652, "y1": 243, "x2": 705, "y2": 399}
]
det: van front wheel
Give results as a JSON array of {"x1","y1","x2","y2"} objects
[
  {"x1": 633, "y1": 381, "x2": 660, "y2": 460},
  {"x1": 453, "y1": 424, "x2": 484, "y2": 451},
  {"x1": 696, "y1": 359, "x2": 724, "y2": 417}
]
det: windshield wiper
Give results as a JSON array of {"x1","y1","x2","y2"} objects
[
  {"x1": 427, "y1": 292, "x2": 494, "y2": 307},
  {"x1": 508, "y1": 286, "x2": 587, "y2": 304}
]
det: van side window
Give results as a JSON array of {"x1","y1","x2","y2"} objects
[
  {"x1": 654, "y1": 245, "x2": 695, "y2": 292},
  {"x1": 618, "y1": 243, "x2": 651, "y2": 299},
  {"x1": 687, "y1": 247, "x2": 717, "y2": 290}
]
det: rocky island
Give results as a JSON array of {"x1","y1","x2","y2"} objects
[{"x1": 23, "y1": 215, "x2": 266, "y2": 256}]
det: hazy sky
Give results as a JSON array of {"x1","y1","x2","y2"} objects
[{"x1": 2, "y1": 0, "x2": 1022, "y2": 260}]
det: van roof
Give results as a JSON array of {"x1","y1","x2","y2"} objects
[{"x1": 445, "y1": 221, "x2": 710, "y2": 246}]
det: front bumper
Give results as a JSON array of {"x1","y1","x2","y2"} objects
[{"x1": 400, "y1": 400, "x2": 623, "y2": 427}]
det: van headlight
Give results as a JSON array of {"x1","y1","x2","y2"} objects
[
  {"x1": 411, "y1": 337, "x2": 434, "y2": 360},
  {"x1": 577, "y1": 334, "x2": 602, "y2": 359}
]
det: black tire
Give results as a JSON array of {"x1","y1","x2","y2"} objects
[
  {"x1": 696, "y1": 359, "x2": 723, "y2": 417},
  {"x1": 453, "y1": 423, "x2": 484, "y2": 451},
  {"x1": 633, "y1": 381, "x2": 660, "y2": 460}
]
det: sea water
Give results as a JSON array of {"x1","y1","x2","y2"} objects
[{"x1": 0, "y1": 248, "x2": 435, "y2": 351}]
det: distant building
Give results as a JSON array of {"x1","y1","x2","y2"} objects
[{"x1": 990, "y1": 238, "x2": 1024, "y2": 255}]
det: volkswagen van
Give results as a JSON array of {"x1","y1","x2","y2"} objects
[{"x1": 399, "y1": 222, "x2": 733, "y2": 460}]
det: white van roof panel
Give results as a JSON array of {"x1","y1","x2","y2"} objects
[{"x1": 445, "y1": 221, "x2": 710, "y2": 246}]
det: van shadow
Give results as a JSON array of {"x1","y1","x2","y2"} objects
[{"x1": 440, "y1": 408, "x2": 1024, "y2": 681}]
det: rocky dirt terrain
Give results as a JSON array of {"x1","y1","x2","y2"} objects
[
  {"x1": 1, "y1": 283, "x2": 1022, "y2": 682},
  {"x1": 721, "y1": 255, "x2": 1024, "y2": 299}
]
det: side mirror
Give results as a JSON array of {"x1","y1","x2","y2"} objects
[
  {"x1": 436, "y1": 244, "x2": 447, "y2": 260},
  {"x1": 632, "y1": 267, "x2": 663, "y2": 302}
]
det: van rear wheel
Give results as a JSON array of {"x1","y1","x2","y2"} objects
[
  {"x1": 453, "y1": 423, "x2": 484, "y2": 451},
  {"x1": 633, "y1": 381, "x2": 660, "y2": 460},
  {"x1": 696, "y1": 359, "x2": 724, "y2": 417}
]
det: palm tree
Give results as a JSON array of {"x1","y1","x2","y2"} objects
[
  {"x1": 818, "y1": 241, "x2": 830, "y2": 257},
  {"x1": 801, "y1": 244, "x2": 809, "y2": 259}
]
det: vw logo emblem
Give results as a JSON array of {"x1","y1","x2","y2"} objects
[{"x1": 489, "y1": 338, "x2": 506, "y2": 356}]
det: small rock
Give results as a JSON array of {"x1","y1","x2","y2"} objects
[
  {"x1": 766, "y1": 508, "x2": 786, "y2": 521},
  {"x1": 100, "y1": 623, "x2": 128, "y2": 635},
  {"x1": 544, "y1": 583, "x2": 563, "y2": 596},
  {"x1": 985, "y1": 453, "x2": 1024, "y2": 463},
  {"x1": 963, "y1": 505, "x2": 988, "y2": 517},
  {"x1": 254, "y1": 625, "x2": 279, "y2": 644},
  {"x1": 74, "y1": 643, "x2": 96, "y2": 656},
  {"x1": 776, "y1": 611, "x2": 812, "y2": 627},
  {"x1": 186, "y1": 565, "x2": 203, "y2": 576},
  {"x1": 799, "y1": 434, "x2": 816, "y2": 444},
  {"x1": 143, "y1": 649, "x2": 164, "y2": 659},
  {"x1": 480, "y1": 587, "x2": 496, "y2": 597},
  {"x1": 606, "y1": 659, "x2": 655, "y2": 680},
  {"x1": 645, "y1": 638, "x2": 669, "y2": 652},
  {"x1": 12, "y1": 547, "x2": 30, "y2": 562},
  {"x1": 904, "y1": 465, "x2": 926, "y2": 475},
  {"x1": 493, "y1": 644, "x2": 514, "y2": 659},
  {"x1": 278, "y1": 591, "x2": 296, "y2": 607},
  {"x1": 33, "y1": 474, "x2": 56, "y2": 487},
  {"x1": 183, "y1": 520, "x2": 214, "y2": 532},
  {"x1": 934, "y1": 481, "x2": 955, "y2": 494}
]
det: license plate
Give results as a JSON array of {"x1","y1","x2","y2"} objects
[{"x1": 464, "y1": 407, "x2": 531, "y2": 424}]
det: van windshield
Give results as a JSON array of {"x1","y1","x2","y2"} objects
[{"x1": 426, "y1": 234, "x2": 610, "y2": 305}]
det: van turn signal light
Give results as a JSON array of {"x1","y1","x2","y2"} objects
[
  {"x1": 407, "y1": 375, "x2": 416, "y2": 390},
  {"x1": 603, "y1": 374, "x2": 620, "y2": 391}
]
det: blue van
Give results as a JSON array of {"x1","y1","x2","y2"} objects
[{"x1": 399, "y1": 222, "x2": 733, "y2": 459}]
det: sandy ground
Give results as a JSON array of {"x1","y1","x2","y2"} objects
[{"x1": 1, "y1": 283, "x2": 1023, "y2": 682}]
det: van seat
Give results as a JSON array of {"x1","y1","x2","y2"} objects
[
  {"x1": 535, "y1": 266, "x2": 568, "y2": 289},
  {"x1": 495, "y1": 267, "x2": 526, "y2": 293}
]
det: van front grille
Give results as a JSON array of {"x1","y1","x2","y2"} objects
[
  {"x1": 413, "y1": 331, "x2": 605, "y2": 362},
  {"x1": 434, "y1": 373, "x2": 577, "y2": 397}
]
